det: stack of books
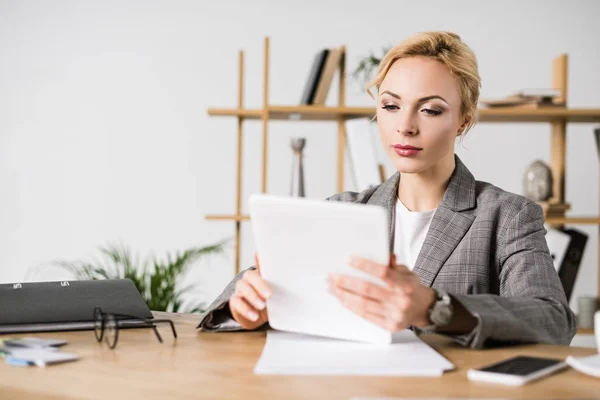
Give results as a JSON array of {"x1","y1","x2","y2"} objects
[
  {"x1": 480, "y1": 88, "x2": 564, "y2": 109},
  {"x1": 299, "y1": 48, "x2": 343, "y2": 106}
]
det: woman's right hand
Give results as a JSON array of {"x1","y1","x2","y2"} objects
[{"x1": 229, "y1": 254, "x2": 271, "y2": 329}]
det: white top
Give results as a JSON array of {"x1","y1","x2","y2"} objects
[{"x1": 393, "y1": 199, "x2": 437, "y2": 270}]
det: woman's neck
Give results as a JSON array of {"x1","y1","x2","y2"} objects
[{"x1": 397, "y1": 154, "x2": 455, "y2": 212}]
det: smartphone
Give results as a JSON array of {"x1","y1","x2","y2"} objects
[{"x1": 467, "y1": 355, "x2": 567, "y2": 386}]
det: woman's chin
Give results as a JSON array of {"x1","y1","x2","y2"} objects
[{"x1": 393, "y1": 158, "x2": 427, "y2": 174}]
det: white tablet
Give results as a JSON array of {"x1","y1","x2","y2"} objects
[{"x1": 249, "y1": 193, "x2": 392, "y2": 344}]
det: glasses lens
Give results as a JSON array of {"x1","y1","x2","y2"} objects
[
  {"x1": 104, "y1": 314, "x2": 118, "y2": 349},
  {"x1": 93, "y1": 308, "x2": 103, "y2": 342}
]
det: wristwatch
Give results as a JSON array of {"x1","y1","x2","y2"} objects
[{"x1": 421, "y1": 289, "x2": 453, "y2": 332}]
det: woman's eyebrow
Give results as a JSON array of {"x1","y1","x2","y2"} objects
[{"x1": 380, "y1": 90, "x2": 449, "y2": 105}]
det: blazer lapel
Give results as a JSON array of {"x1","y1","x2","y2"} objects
[{"x1": 412, "y1": 156, "x2": 478, "y2": 287}]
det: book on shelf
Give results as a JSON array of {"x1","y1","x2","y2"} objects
[
  {"x1": 299, "y1": 49, "x2": 329, "y2": 105},
  {"x1": 545, "y1": 226, "x2": 588, "y2": 302},
  {"x1": 312, "y1": 48, "x2": 343, "y2": 106},
  {"x1": 345, "y1": 118, "x2": 382, "y2": 192},
  {"x1": 517, "y1": 88, "x2": 562, "y2": 98},
  {"x1": 557, "y1": 228, "x2": 588, "y2": 302}
]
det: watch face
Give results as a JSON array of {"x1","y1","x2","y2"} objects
[{"x1": 432, "y1": 303, "x2": 453, "y2": 326}]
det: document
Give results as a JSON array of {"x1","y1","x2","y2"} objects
[
  {"x1": 5, "y1": 348, "x2": 79, "y2": 367},
  {"x1": 249, "y1": 194, "x2": 393, "y2": 344},
  {"x1": 254, "y1": 330, "x2": 454, "y2": 376}
]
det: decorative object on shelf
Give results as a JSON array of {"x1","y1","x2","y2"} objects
[
  {"x1": 577, "y1": 296, "x2": 599, "y2": 329},
  {"x1": 523, "y1": 160, "x2": 553, "y2": 201},
  {"x1": 49, "y1": 240, "x2": 228, "y2": 313},
  {"x1": 290, "y1": 138, "x2": 306, "y2": 197}
]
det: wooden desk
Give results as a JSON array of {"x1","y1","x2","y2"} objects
[{"x1": 0, "y1": 312, "x2": 598, "y2": 399}]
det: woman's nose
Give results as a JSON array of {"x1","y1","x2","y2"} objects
[{"x1": 395, "y1": 110, "x2": 418, "y2": 136}]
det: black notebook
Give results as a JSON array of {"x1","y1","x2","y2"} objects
[
  {"x1": 557, "y1": 228, "x2": 588, "y2": 302},
  {"x1": 0, "y1": 279, "x2": 153, "y2": 333}
]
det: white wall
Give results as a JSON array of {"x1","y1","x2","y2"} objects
[{"x1": 1, "y1": 0, "x2": 599, "y2": 313}]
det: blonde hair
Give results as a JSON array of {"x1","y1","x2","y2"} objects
[{"x1": 367, "y1": 31, "x2": 481, "y2": 135}]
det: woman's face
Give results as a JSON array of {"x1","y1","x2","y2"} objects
[{"x1": 376, "y1": 56, "x2": 466, "y2": 175}]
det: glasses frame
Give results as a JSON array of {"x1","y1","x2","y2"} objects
[{"x1": 93, "y1": 306, "x2": 177, "y2": 349}]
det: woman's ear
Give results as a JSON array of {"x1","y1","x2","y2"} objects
[{"x1": 457, "y1": 114, "x2": 472, "y2": 136}]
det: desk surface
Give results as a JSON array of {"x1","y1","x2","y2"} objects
[{"x1": 0, "y1": 312, "x2": 598, "y2": 400}]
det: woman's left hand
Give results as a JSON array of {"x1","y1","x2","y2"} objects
[{"x1": 328, "y1": 255, "x2": 437, "y2": 331}]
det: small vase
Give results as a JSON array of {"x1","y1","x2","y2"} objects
[{"x1": 290, "y1": 138, "x2": 306, "y2": 197}]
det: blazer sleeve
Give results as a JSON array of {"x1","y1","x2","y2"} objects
[
  {"x1": 444, "y1": 201, "x2": 577, "y2": 348},
  {"x1": 197, "y1": 266, "x2": 256, "y2": 331}
]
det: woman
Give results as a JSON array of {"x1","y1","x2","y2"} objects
[{"x1": 198, "y1": 31, "x2": 576, "y2": 349}]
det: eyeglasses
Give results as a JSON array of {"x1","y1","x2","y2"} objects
[{"x1": 93, "y1": 307, "x2": 177, "y2": 349}]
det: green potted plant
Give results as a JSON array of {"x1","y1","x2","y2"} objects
[
  {"x1": 53, "y1": 239, "x2": 228, "y2": 313},
  {"x1": 351, "y1": 47, "x2": 390, "y2": 88}
]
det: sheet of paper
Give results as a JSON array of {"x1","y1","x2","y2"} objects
[
  {"x1": 7, "y1": 348, "x2": 79, "y2": 367},
  {"x1": 254, "y1": 330, "x2": 454, "y2": 376},
  {"x1": 250, "y1": 194, "x2": 393, "y2": 344}
]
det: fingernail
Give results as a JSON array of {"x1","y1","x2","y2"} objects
[
  {"x1": 345, "y1": 255, "x2": 356, "y2": 265},
  {"x1": 247, "y1": 311, "x2": 258, "y2": 321},
  {"x1": 255, "y1": 300, "x2": 265, "y2": 310},
  {"x1": 262, "y1": 290, "x2": 271, "y2": 299}
]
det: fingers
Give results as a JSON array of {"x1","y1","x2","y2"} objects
[
  {"x1": 331, "y1": 255, "x2": 420, "y2": 332},
  {"x1": 235, "y1": 279, "x2": 266, "y2": 311},
  {"x1": 346, "y1": 256, "x2": 390, "y2": 279},
  {"x1": 329, "y1": 274, "x2": 389, "y2": 301},
  {"x1": 329, "y1": 287, "x2": 408, "y2": 332},
  {"x1": 329, "y1": 284, "x2": 386, "y2": 319},
  {"x1": 230, "y1": 294, "x2": 261, "y2": 325},
  {"x1": 245, "y1": 269, "x2": 272, "y2": 299},
  {"x1": 229, "y1": 267, "x2": 273, "y2": 329},
  {"x1": 254, "y1": 253, "x2": 261, "y2": 272}
]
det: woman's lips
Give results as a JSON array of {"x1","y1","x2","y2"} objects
[{"x1": 393, "y1": 145, "x2": 422, "y2": 157}]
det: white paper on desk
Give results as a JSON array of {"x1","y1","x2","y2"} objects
[
  {"x1": 254, "y1": 330, "x2": 454, "y2": 376},
  {"x1": 7, "y1": 348, "x2": 79, "y2": 367}
]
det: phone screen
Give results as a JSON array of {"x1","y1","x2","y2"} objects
[{"x1": 477, "y1": 356, "x2": 563, "y2": 376}]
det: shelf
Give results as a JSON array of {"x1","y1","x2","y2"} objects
[
  {"x1": 205, "y1": 214, "x2": 250, "y2": 222},
  {"x1": 577, "y1": 327, "x2": 595, "y2": 335},
  {"x1": 206, "y1": 214, "x2": 600, "y2": 225},
  {"x1": 545, "y1": 216, "x2": 600, "y2": 225},
  {"x1": 479, "y1": 107, "x2": 600, "y2": 123},
  {"x1": 268, "y1": 106, "x2": 374, "y2": 121},
  {"x1": 207, "y1": 106, "x2": 600, "y2": 123},
  {"x1": 207, "y1": 108, "x2": 263, "y2": 119}
]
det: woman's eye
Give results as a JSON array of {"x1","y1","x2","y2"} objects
[
  {"x1": 381, "y1": 104, "x2": 399, "y2": 111},
  {"x1": 423, "y1": 108, "x2": 442, "y2": 116}
]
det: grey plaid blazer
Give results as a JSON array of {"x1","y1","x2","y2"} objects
[{"x1": 198, "y1": 155, "x2": 576, "y2": 349}]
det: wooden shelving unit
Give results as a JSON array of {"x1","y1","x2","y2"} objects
[
  {"x1": 206, "y1": 38, "x2": 600, "y2": 335},
  {"x1": 208, "y1": 106, "x2": 600, "y2": 123}
]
